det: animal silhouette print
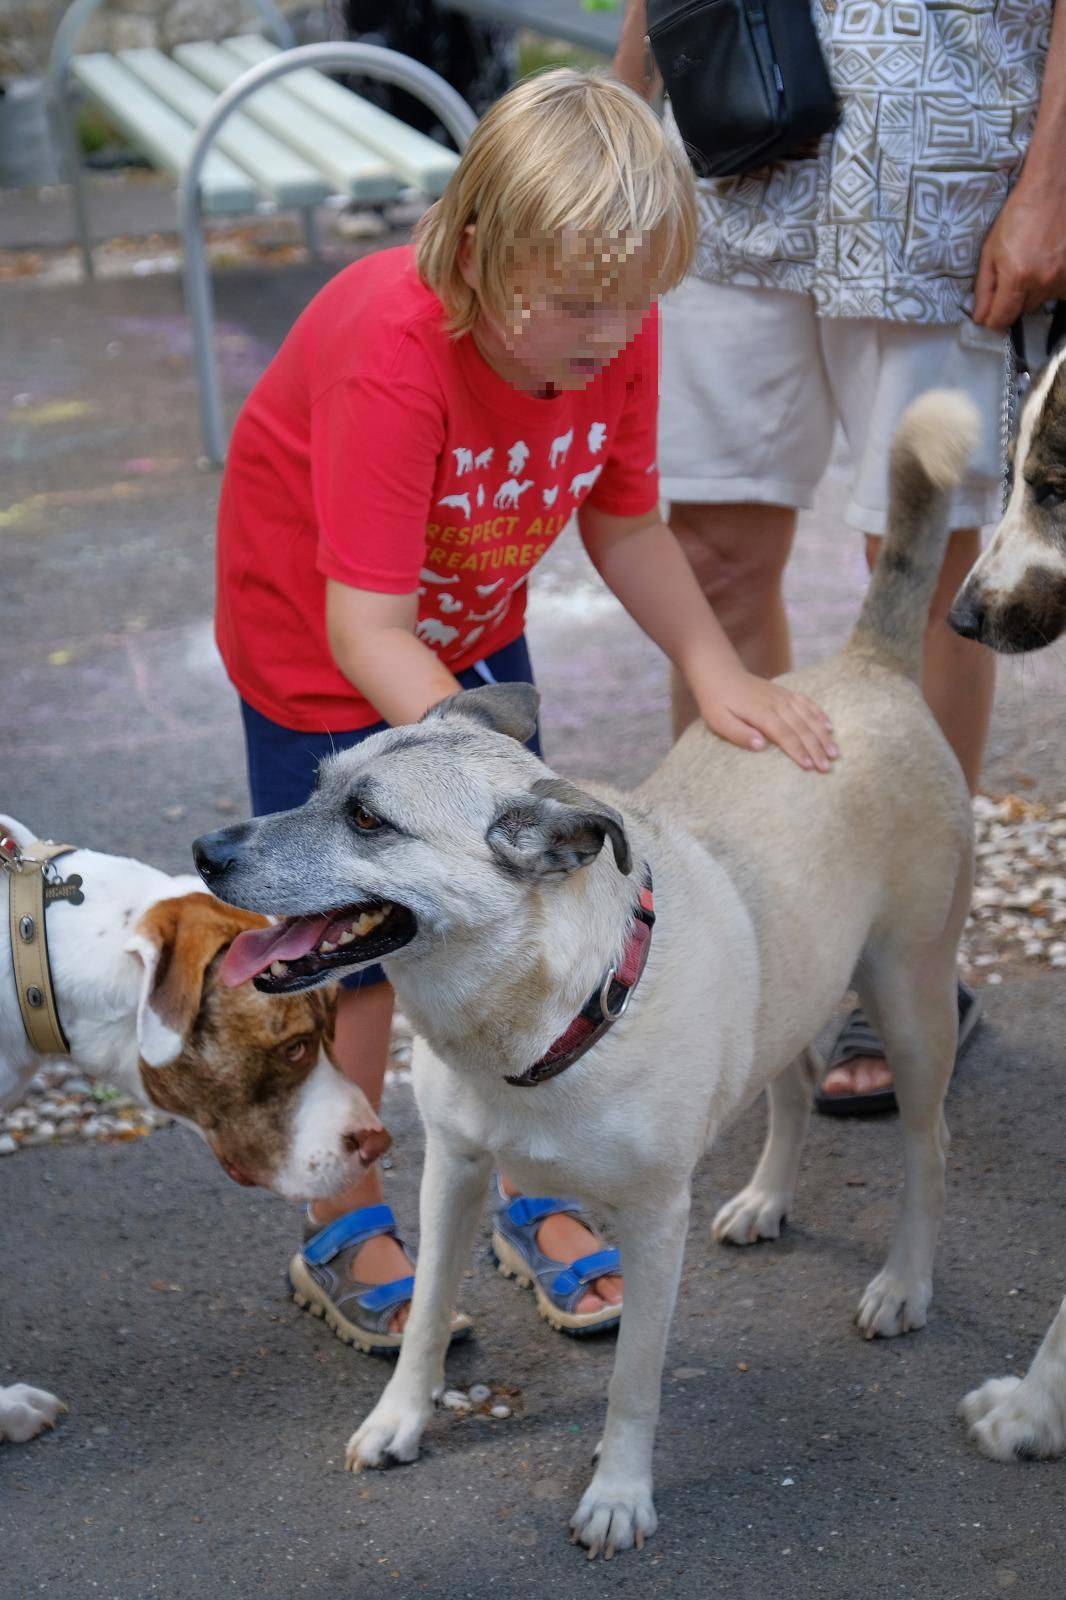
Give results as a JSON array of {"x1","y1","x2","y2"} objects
[
  {"x1": 476, "y1": 580, "x2": 503, "y2": 597},
  {"x1": 437, "y1": 593, "x2": 463, "y2": 614},
  {"x1": 474, "y1": 447, "x2": 494, "y2": 470},
  {"x1": 476, "y1": 483, "x2": 486, "y2": 508},
  {"x1": 542, "y1": 485, "x2": 559, "y2": 508},
  {"x1": 416, "y1": 616, "x2": 460, "y2": 647},
  {"x1": 466, "y1": 594, "x2": 511, "y2": 623},
  {"x1": 494, "y1": 478, "x2": 533, "y2": 509},
  {"x1": 438, "y1": 492, "x2": 471, "y2": 518},
  {"x1": 569, "y1": 464, "x2": 602, "y2": 498},
  {"x1": 549, "y1": 427, "x2": 573, "y2": 468},
  {"x1": 587, "y1": 421, "x2": 607, "y2": 454},
  {"x1": 420, "y1": 568, "x2": 459, "y2": 586},
  {"x1": 452, "y1": 447, "x2": 474, "y2": 476},
  {"x1": 507, "y1": 440, "x2": 530, "y2": 475}
]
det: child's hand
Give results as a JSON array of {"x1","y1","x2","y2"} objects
[{"x1": 700, "y1": 672, "x2": 838, "y2": 772}]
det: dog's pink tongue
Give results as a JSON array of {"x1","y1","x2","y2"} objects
[{"x1": 220, "y1": 914, "x2": 333, "y2": 987}]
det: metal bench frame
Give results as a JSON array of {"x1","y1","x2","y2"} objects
[{"x1": 48, "y1": 3, "x2": 477, "y2": 462}]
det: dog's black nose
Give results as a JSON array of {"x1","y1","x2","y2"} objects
[
  {"x1": 948, "y1": 591, "x2": 986, "y2": 641},
  {"x1": 193, "y1": 824, "x2": 251, "y2": 886}
]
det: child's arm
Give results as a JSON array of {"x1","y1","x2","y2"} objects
[
  {"x1": 326, "y1": 582, "x2": 463, "y2": 725},
  {"x1": 578, "y1": 504, "x2": 838, "y2": 771}
]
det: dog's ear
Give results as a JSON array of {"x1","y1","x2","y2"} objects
[
  {"x1": 487, "y1": 777, "x2": 631, "y2": 879},
  {"x1": 421, "y1": 683, "x2": 540, "y2": 744},
  {"x1": 125, "y1": 893, "x2": 269, "y2": 1067}
]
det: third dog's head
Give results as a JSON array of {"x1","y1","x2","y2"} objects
[
  {"x1": 192, "y1": 685, "x2": 632, "y2": 997},
  {"x1": 950, "y1": 345, "x2": 1066, "y2": 652}
]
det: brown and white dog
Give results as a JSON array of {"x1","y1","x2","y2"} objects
[
  {"x1": 1, "y1": 813, "x2": 388, "y2": 1445},
  {"x1": 951, "y1": 342, "x2": 1066, "y2": 653},
  {"x1": 950, "y1": 346, "x2": 1066, "y2": 1461}
]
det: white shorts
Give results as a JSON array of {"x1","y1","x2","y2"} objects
[{"x1": 659, "y1": 276, "x2": 1009, "y2": 534}]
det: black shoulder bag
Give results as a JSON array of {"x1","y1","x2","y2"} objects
[{"x1": 647, "y1": 0, "x2": 840, "y2": 178}]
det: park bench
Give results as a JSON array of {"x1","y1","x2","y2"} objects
[{"x1": 47, "y1": 0, "x2": 477, "y2": 462}]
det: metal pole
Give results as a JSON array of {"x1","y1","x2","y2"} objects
[
  {"x1": 301, "y1": 206, "x2": 320, "y2": 262},
  {"x1": 46, "y1": 0, "x2": 113, "y2": 279},
  {"x1": 178, "y1": 44, "x2": 477, "y2": 463},
  {"x1": 54, "y1": 74, "x2": 95, "y2": 279}
]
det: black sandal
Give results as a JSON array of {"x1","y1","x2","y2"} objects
[{"x1": 814, "y1": 981, "x2": 982, "y2": 1118}]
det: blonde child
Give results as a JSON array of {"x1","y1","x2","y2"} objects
[{"x1": 216, "y1": 69, "x2": 836, "y2": 1351}]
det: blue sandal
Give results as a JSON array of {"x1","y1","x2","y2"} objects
[
  {"x1": 491, "y1": 1181, "x2": 623, "y2": 1336},
  {"x1": 288, "y1": 1203, "x2": 472, "y2": 1356}
]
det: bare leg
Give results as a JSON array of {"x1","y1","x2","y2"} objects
[
  {"x1": 713, "y1": 1051, "x2": 817, "y2": 1245},
  {"x1": 822, "y1": 528, "x2": 994, "y2": 1103},
  {"x1": 961, "y1": 1297, "x2": 1066, "y2": 1460},
  {"x1": 667, "y1": 502, "x2": 797, "y2": 736},
  {"x1": 306, "y1": 982, "x2": 415, "y2": 1332},
  {"x1": 569, "y1": 1187, "x2": 691, "y2": 1558},
  {"x1": 346, "y1": 1135, "x2": 492, "y2": 1469}
]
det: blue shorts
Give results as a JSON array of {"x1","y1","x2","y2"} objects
[{"x1": 239, "y1": 633, "x2": 540, "y2": 990}]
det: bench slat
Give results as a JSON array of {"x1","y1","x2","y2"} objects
[
  {"x1": 173, "y1": 41, "x2": 400, "y2": 203},
  {"x1": 224, "y1": 34, "x2": 460, "y2": 197},
  {"x1": 117, "y1": 47, "x2": 331, "y2": 209},
  {"x1": 69, "y1": 54, "x2": 258, "y2": 213}
]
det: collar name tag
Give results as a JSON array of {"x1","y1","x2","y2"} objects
[{"x1": 43, "y1": 874, "x2": 85, "y2": 907}]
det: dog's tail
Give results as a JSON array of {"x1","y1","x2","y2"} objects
[{"x1": 846, "y1": 389, "x2": 979, "y2": 679}]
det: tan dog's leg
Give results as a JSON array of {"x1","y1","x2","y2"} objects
[
  {"x1": 713, "y1": 1050, "x2": 817, "y2": 1245},
  {"x1": 346, "y1": 1136, "x2": 491, "y2": 1470},
  {"x1": 960, "y1": 1298, "x2": 1066, "y2": 1460},
  {"x1": 569, "y1": 1188, "x2": 691, "y2": 1559},
  {"x1": 854, "y1": 953, "x2": 957, "y2": 1338}
]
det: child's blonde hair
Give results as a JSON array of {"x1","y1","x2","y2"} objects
[{"x1": 416, "y1": 68, "x2": 697, "y2": 335}]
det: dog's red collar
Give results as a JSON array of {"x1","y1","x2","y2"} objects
[{"x1": 505, "y1": 868, "x2": 655, "y2": 1089}]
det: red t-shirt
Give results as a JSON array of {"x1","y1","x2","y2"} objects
[{"x1": 216, "y1": 245, "x2": 660, "y2": 731}]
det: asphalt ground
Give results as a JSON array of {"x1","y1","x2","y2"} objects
[{"x1": 1, "y1": 194, "x2": 1065, "y2": 1598}]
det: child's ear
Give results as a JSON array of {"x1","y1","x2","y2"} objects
[{"x1": 458, "y1": 224, "x2": 478, "y2": 291}]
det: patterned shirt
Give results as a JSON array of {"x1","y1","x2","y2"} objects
[{"x1": 688, "y1": 0, "x2": 1053, "y2": 323}]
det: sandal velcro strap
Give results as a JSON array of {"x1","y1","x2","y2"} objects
[
  {"x1": 303, "y1": 1203, "x2": 397, "y2": 1266},
  {"x1": 355, "y1": 1274, "x2": 416, "y2": 1315},
  {"x1": 828, "y1": 1012, "x2": 884, "y2": 1070},
  {"x1": 505, "y1": 1195, "x2": 582, "y2": 1229},
  {"x1": 551, "y1": 1248, "x2": 621, "y2": 1299}
]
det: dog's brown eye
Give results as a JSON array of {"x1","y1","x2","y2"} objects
[
  {"x1": 351, "y1": 805, "x2": 382, "y2": 831},
  {"x1": 282, "y1": 1036, "x2": 314, "y2": 1064}
]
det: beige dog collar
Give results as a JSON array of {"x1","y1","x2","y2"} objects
[{"x1": 2, "y1": 834, "x2": 82, "y2": 1056}]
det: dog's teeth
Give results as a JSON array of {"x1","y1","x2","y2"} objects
[
  {"x1": 320, "y1": 939, "x2": 336, "y2": 953},
  {"x1": 338, "y1": 930, "x2": 355, "y2": 946},
  {"x1": 270, "y1": 961, "x2": 288, "y2": 977}
]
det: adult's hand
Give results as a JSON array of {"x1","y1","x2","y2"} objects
[{"x1": 974, "y1": 175, "x2": 1066, "y2": 331}]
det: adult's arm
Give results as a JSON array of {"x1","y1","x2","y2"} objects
[
  {"x1": 975, "y1": 6, "x2": 1066, "y2": 329},
  {"x1": 613, "y1": 0, "x2": 660, "y2": 100}
]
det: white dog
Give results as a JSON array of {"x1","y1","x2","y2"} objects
[
  {"x1": 951, "y1": 342, "x2": 1066, "y2": 1461},
  {"x1": 196, "y1": 393, "x2": 978, "y2": 1556},
  {"x1": 1, "y1": 815, "x2": 386, "y2": 1444}
]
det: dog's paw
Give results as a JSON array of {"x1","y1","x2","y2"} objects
[
  {"x1": 0, "y1": 1383, "x2": 67, "y2": 1444},
  {"x1": 712, "y1": 1185, "x2": 791, "y2": 1246},
  {"x1": 960, "y1": 1375, "x2": 1066, "y2": 1461},
  {"x1": 569, "y1": 1473, "x2": 657, "y2": 1560},
  {"x1": 856, "y1": 1270, "x2": 931, "y2": 1339},
  {"x1": 345, "y1": 1395, "x2": 430, "y2": 1473}
]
